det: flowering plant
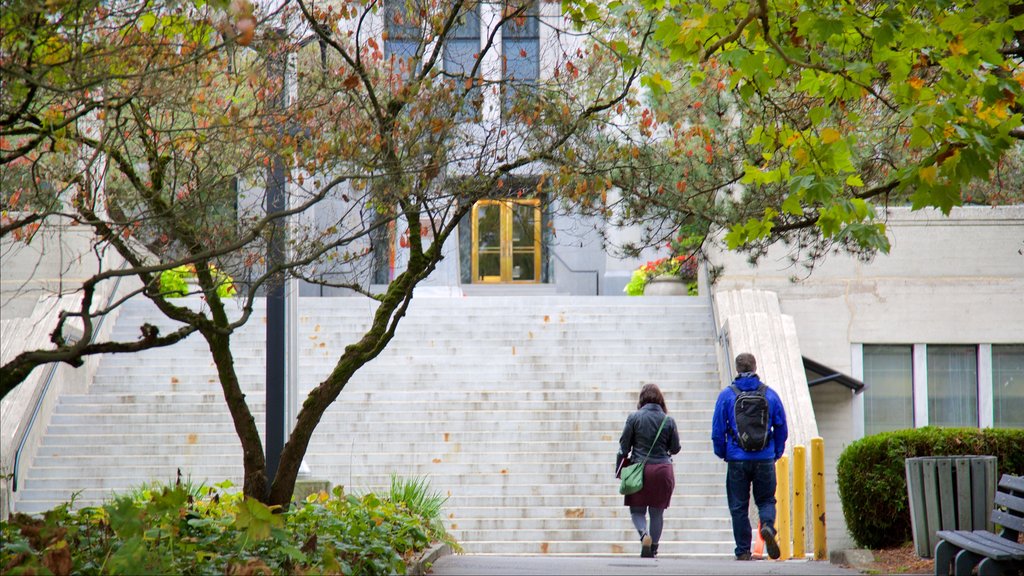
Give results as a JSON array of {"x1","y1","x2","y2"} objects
[{"x1": 624, "y1": 254, "x2": 697, "y2": 296}]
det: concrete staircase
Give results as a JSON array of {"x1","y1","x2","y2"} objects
[{"x1": 15, "y1": 295, "x2": 734, "y2": 556}]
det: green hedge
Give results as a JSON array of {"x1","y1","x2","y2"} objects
[{"x1": 836, "y1": 426, "x2": 1024, "y2": 549}]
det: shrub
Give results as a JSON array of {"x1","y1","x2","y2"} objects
[
  {"x1": 837, "y1": 426, "x2": 1024, "y2": 549},
  {"x1": 1, "y1": 477, "x2": 457, "y2": 575},
  {"x1": 159, "y1": 264, "x2": 236, "y2": 298}
]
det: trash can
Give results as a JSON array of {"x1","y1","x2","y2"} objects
[{"x1": 904, "y1": 455, "x2": 997, "y2": 558}]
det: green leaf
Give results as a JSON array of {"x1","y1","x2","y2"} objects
[
  {"x1": 140, "y1": 13, "x2": 157, "y2": 32},
  {"x1": 781, "y1": 193, "x2": 804, "y2": 216},
  {"x1": 746, "y1": 126, "x2": 764, "y2": 146},
  {"x1": 808, "y1": 106, "x2": 828, "y2": 126},
  {"x1": 234, "y1": 498, "x2": 283, "y2": 543},
  {"x1": 641, "y1": 72, "x2": 673, "y2": 94},
  {"x1": 723, "y1": 225, "x2": 746, "y2": 250}
]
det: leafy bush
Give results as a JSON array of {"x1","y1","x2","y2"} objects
[
  {"x1": 159, "y1": 264, "x2": 236, "y2": 298},
  {"x1": 837, "y1": 426, "x2": 1024, "y2": 549},
  {"x1": 1, "y1": 477, "x2": 457, "y2": 575}
]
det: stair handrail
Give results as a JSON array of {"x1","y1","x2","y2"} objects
[
  {"x1": 549, "y1": 250, "x2": 600, "y2": 295},
  {"x1": 702, "y1": 260, "x2": 733, "y2": 388},
  {"x1": 10, "y1": 266, "x2": 127, "y2": 494}
]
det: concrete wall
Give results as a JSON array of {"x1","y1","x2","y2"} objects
[
  {"x1": 809, "y1": 383, "x2": 858, "y2": 551},
  {"x1": 707, "y1": 205, "x2": 1024, "y2": 550},
  {"x1": 0, "y1": 224, "x2": 106, "y2": 319}
]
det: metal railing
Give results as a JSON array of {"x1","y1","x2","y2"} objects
[
  {"x1": 549, "y1": 250, "x2": 600, "y2": 295},
  {"x1": 11, "y1": 271, "x2": 125, "y2": 493}
]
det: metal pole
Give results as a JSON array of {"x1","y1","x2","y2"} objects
[
  {"x1": 811, "y1": 437, "x2": 828, "y2": 560},
  {"x1": 265, "y1": 36, "x2": 287, "y2": 488},
  {"x1": 793, "y1": 444, "x2": 807, "y2": 558},
  {"x1": 775, "y1": 454, "x2": 792, "y2": 560}
]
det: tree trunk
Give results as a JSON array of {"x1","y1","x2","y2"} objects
[
  {"x1": 206, "y1": 329, "x2": 268, "y2": 501},
  {"x1": 266, "y1": 212, "x2": 449, "y2": 507},
  {"x1": 266, "y1": 270, "x2": 423, "y2": 505}
]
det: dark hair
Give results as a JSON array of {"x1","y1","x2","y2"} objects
[
  {"x1": 637, "y1": 383, "x2": 667, "y2": 413},
  {"x1": 735, "y1": 352, "x2": 757, "y2": 374}
]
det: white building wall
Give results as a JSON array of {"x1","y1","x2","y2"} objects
[{"x1": 809, "y1": 384, "x2": 857, "y2": 550}]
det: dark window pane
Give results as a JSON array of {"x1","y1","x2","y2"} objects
[
  {"x1": 993, "y1": 344, "x2": 1024, "y2": 428},
  {"x1": 443, "y1": 7, "x2": 481, "y2": 121},
  {"x1": 512, "y1": 251, "x2": 535, "y2": 280},
  {"x1": 384, "y1": 1, "x2": 420, "y2": 80},
  {"x1": 863, "y1": 345, "x2": 914, "y2": 435},
  {"x1": 503, "y1": 1, "x2": 539, "y2": 38},
  {"x1": 502, "y1": 1, "x2": 538, "y2": 114},
  {"x1": 928, "y1": 345, "x2": 978, "y2": 427},
  {"x1": 478, "y1": 253, "x2": 500, "y2": 279}
]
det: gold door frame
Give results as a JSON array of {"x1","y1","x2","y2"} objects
[{"x1": 470, "y1": 199, "x2": 542, "y2": 283}]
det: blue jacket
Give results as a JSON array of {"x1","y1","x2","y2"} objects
[{"x1": 711, "y1": 373, "x2": 788, "y2": 462}]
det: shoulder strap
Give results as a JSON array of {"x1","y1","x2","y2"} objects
[{"x1": 639, "y1": 415, "x2": 669, "y2": 466}]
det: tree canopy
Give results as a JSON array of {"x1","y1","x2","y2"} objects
[
  {"x1": 2, "y1": 0, "x2": 649, "y2": 504},
  {"x1": 564, "y1": 0, "x2": 1024, "y2": 263}
]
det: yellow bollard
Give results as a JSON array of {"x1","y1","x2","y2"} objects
[
  {"x1": 811, "y1": 437, "x2": 827, "y2": 560},
  {"x1": 775, "y1": 455, "x2": 792, "y2": 560},
  {"x1": 793, "y1": 445, "x2": 807, "y2": 559}
]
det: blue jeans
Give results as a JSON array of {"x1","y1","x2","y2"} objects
[{"x1": 726, "y1": 460, "x2": 777, "y2": 557}]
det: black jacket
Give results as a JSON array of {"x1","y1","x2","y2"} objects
[{"x1": 617, "y1": 403, "x2": 681, "y2": 472}]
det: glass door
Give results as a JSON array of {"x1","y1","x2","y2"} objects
[{"x1": 471, "y1": 199, "x2": 541, "y2": 283}]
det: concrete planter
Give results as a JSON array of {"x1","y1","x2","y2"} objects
[{"x1": 643, "y1": 275, "x2": 690, "y2": 296}]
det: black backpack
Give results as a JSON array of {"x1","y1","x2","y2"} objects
[{"x1": 729, "y1": 383, "x2": 770, "y2": 451}]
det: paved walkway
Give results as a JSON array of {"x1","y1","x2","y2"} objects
[{"x1": 427, "y1": 555, "x2": 862, "y2": 575}]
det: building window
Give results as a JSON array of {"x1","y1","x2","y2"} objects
[
  {"x1": 384, "y1": 0, "x2": 420, "y2": 83},
  {"x1": 443, "y1": 5, "x2": 481, "y2": 121},
  {"x1": 927, "y1": 345, "x2": 978, "y2": 427},
  {"x1": 502, "y1": 0, "x2": 539, "y2": 115},
  {"x1": 992, "y1": 344, "x2": 1024, "y2": 428},
  {"x1": 862, "y1": 345, "x2": 914, "y2": 436}
]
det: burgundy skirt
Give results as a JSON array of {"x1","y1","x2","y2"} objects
[{"x1": 623, "y1": 462, "x2": 675, "y2": 509}]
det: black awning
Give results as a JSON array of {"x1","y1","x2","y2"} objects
[{"x1": 803, "y1": 356, "x2": 865, "y2": 393}]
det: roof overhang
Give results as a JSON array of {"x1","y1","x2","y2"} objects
[{"x1": 802, "y1": 356, "x2": 865, "y2": 394}]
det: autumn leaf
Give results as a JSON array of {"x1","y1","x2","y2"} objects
[
  {"x1": 949, "y1": 36, "x2": 967, "y2": 56},
  {"x1": 821, "y1": 128, "x2": 841, "y2": 144},
  {"x1": 919, "y1": 165, "x2": 938, "y2": 184}
]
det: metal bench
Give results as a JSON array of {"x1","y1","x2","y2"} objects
[{"x1": 935, "y1": 474, "x2": 1024, "y2": 576}]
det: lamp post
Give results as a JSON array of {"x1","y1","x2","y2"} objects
[
  {"x1": 264, "y1": 26, "x2": 311, "y2": 491},
  {"x1": 265, "y1": 30, "x2": 289, "y2": 487}
]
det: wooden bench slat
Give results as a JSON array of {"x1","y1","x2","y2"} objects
[
  {"x1": 969, "y1": 531, "x2": 1024, "y2": 555},
  {"x1": 999, "y1": 474, "x2": 1024, "y2": 494},
  {"x1": 935, "y1": 531, "x2": 1024, "y2": 561},
  {"x1": 994, "y1": 491, "x2": 1024, "y2": 513},
  {"x1": 991, "y1": 509, "x2": 1024, "y2": 534}
]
